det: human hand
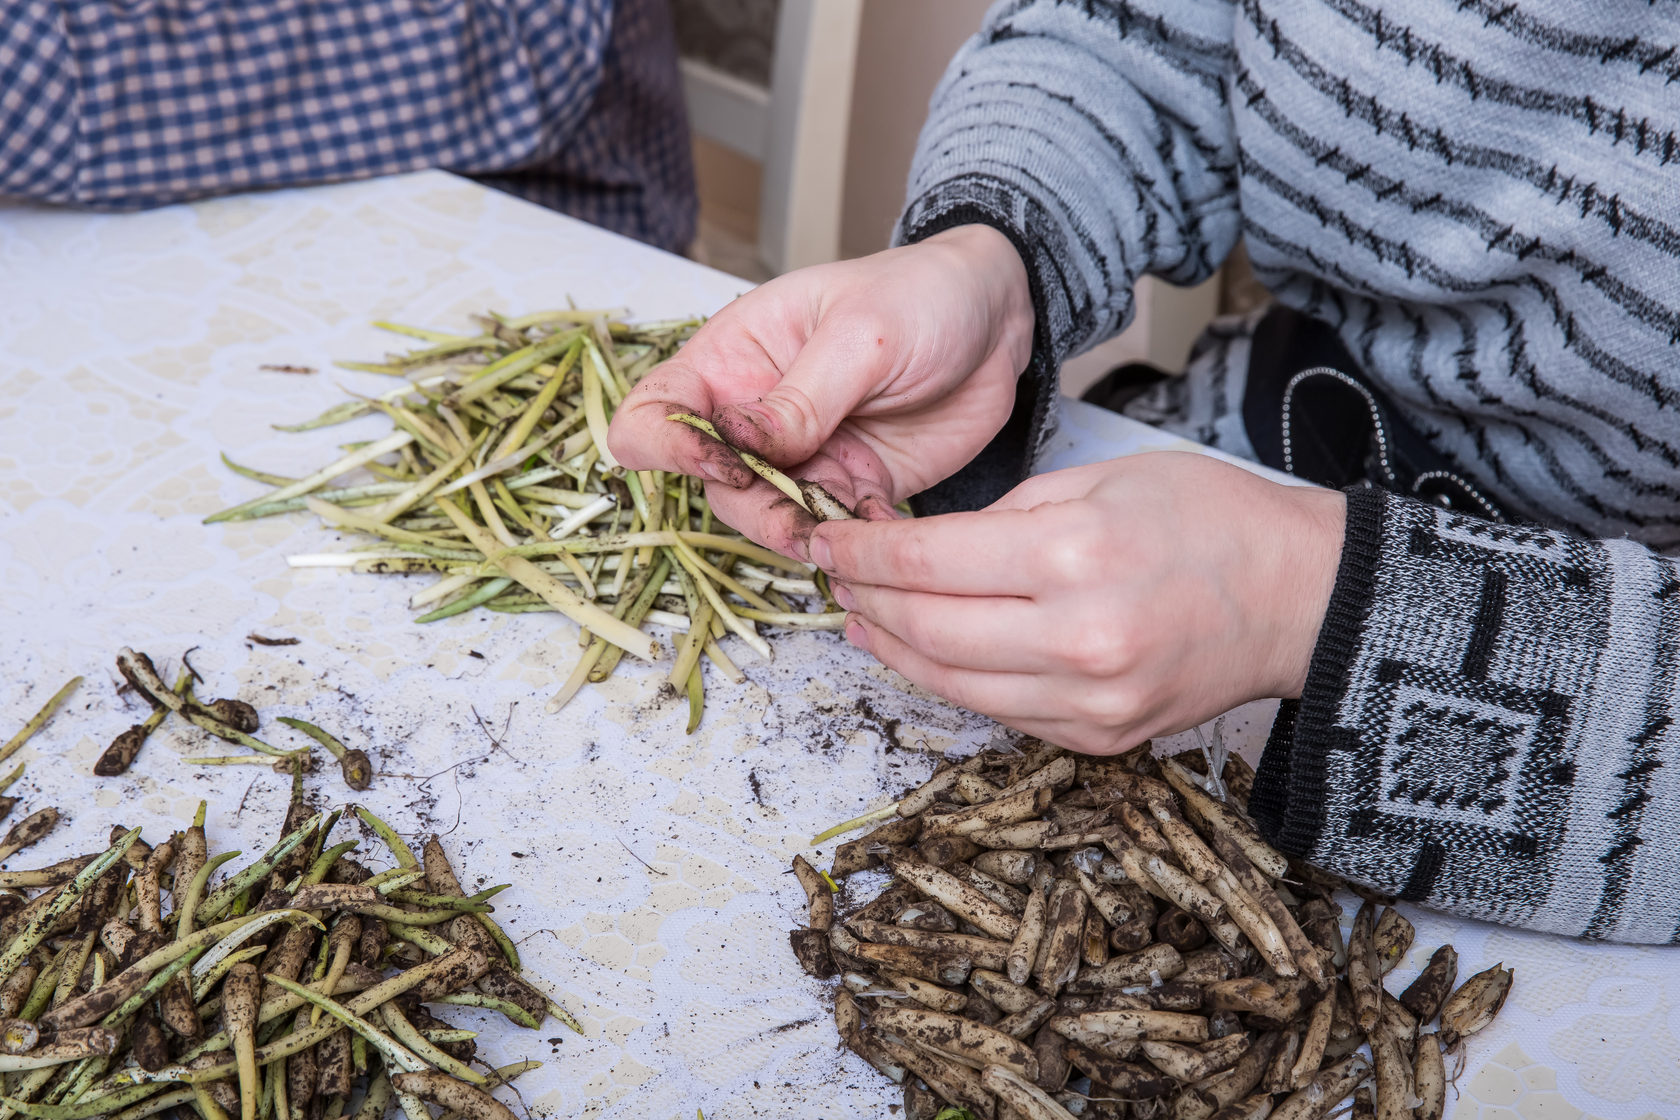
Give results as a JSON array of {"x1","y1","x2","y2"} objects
[
  {"x1": 607, "y1": 225, "x2": 1033, "y2": 559},
  {"x1": 808, "y1": 453, "x2": 1347, "y2": 754}
]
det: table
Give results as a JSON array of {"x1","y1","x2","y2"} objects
[{"x1": 1, "y1": 170, "x2": 1674, "y2": 1119}]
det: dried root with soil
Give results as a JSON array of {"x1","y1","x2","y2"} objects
[
  {"x1": 0, "y1": 686, "x2": 574, "y2": 1120},
  {"x1": 94, "y1": 649, "x2": 373, "y2": 791},
  {"x1": 795, "y1": 741, "x2": 1512, "y2": 1120}
]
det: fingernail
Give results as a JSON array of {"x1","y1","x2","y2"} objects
[
  {"x1": 859, "y1": 495, "x2": 902, "y2": 521},
  {"x1": 719, "y1": 403, "x2": 775, "y2": 448},
  {"x1": 844, "y1": 618, "x2": 869, "y2": 650},
  {"x1": 787, "y1": 530, "x2": 812, "y2": 564},
  {"x1": 810, "y1": 533, "x2": 834, "y2": 571},
  {"x1": 831, "y1": 582, "x2": 856, "y2": 612},
  {"x1": 735, "y1": 401, "x2": 776, "y2": 434}
]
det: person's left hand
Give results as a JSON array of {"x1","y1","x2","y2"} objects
[{"x1": 807, "y1": 452, "x2": 1347, "y2": 754}]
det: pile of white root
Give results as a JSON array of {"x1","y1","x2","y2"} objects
[{"x1": 792, "y1": 741, "x2": 1513, "y2": 1120}]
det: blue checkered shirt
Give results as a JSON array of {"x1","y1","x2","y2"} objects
[{"x1": 0, "y1": 0, "x2": 696, "y2": 252}]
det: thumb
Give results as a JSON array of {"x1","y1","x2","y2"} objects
[{"x1": 713, "y1": 321, "x2": 887, "y2": 465}]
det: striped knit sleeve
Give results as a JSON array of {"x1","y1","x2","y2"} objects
[
  {"x1": 896, "y1": 0, "x2": 1244, "y2": 513},
  {"x1": 1251, "y1": 487, "x2": 1680, "y2": 944}
]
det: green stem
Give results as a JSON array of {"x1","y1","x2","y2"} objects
[
  {"x1": 414, "y1": 577, "x2": 512, "y2": 623},
  {"x1": 0, "y1": 829, "x2": 139, "y2": 981},
  {"x1": 195, "y1": 815, "x2": 322, "y2": 924},
  {"x1": 430, "y1": 994, "x2": 539, "y2": 1030},
  {"x1": 0, "y1": 678, "x2": 82, "y2": 767},
  {"x1": 351, "y1": 806, "x2": 418, "y2": 870}
]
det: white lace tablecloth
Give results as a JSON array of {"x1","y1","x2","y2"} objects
[{"x1": 0, "y1": 170, "x2": 1673, "y2": 1119}]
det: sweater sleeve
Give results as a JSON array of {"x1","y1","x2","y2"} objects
[
  {"x1": 1251, "y1": 486, "x2": 1680, "y2": 944},
  {"x1": 895, "y1": 0, "x2": 1244, "y2": 514}
]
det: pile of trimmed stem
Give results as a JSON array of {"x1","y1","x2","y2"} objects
[
  {"x1": 794, "y1": 742, "x2": 1513, "y2": 1120},
  {"x1": 206, "y1": 312, "x2": 846, "y2": 726},
  {"x1": 0, "y1": 779, "x2": 572, "y2": 1120}
]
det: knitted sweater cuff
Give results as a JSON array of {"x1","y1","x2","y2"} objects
[
  {"x1": 1250, "y1": 486, "x2": 1385, "y2": 858},
  {"x1": 1252, "y1": 486, "x2": 1680, "y2": 942}
]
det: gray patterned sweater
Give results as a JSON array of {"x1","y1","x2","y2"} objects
[{"x1": 896, "y1": 0, "x2": 1680, "y2": 942}]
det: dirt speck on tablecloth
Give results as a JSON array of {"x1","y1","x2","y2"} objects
[{"x1": 853, "y1": 695, "x2": 907, "y2": 754}]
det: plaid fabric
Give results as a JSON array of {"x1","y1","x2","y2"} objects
[{"x1": 0, "y1": 0, "x2": 696, "y2": 252}]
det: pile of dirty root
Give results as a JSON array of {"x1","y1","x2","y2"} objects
[
  {"x1": 791, "y1": 741, "x2": 1511, "y2": 1120},
  {"x1": 0, "y1": 758, "x2": 571, "y2": 1120}
]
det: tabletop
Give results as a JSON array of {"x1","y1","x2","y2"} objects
[{"x1": 1, "y1": 170, "x2": 1675, "y2": 1119}]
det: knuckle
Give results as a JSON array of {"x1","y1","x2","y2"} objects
[
  {"x1": 888, "y1": 532, "x2": 938, "y2": 585},
  {"x1": 1066, "y1": 729, "x2": 1118, "y2": 756},
  {"x1": 1074, "y1": 684, "x2": 1139, "y2": 729},
  {"x1": 1085, "y1": 731, "x2": 1145, "y2": 757},
  {"x1": 939, "y1": 679, "x2": 992, "y2": 718},
  {"x1": 1062, "y1": 625, "x2": 1135, "y2": 678},
  {"x1": 847, "y1": 584, "x2": 888, "y2": 626},
  {"x1": 764, "y1": 382, "x2": 823, "y2": 436},
  {"x1": 879, "y1": 645, "x2": 945, "y2": 698},
  {"x1": 1039, "y1": 524, "x2": 1108, "y2": 585},
  {"x1": 879, "y1": 645, "x2": 979, "y2": 713},
  {"x1": 884, "y1": 605, "x2": 928, "y2": 649},
  {"x1": 904, "y1": 615, "x2": 960, "y2": 663}
]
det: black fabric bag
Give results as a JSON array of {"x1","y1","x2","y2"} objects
[
  {"x1": 1081, "y1": 304, "x2": 1507, "y2": 518},
  {"x1": 1239, "y1": 305, "x2": 1506, "y2": 520}
]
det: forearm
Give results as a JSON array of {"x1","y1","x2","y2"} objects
[
  {"x1": 1254, "y1": 487, "x2": 1680, "y2": 943},
  {"x1": 0, "y1": 0, "x2": 610, "y2": 209}
]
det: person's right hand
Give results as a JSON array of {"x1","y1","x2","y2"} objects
[{"x1": 606, "y1": 224, "x2": 1034, "y2": 559}]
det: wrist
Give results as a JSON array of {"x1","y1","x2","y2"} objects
[
  {"x1": 1266, "y1": 483, "x2": 1347, "y2": 699},
  {"x1": 922, "y1": 224, "x2": 1035, "y2": 374}
]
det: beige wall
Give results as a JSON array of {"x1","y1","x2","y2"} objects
[{"x1": 838, "y1": 0, "x2": 994, "y2": 260}]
